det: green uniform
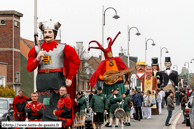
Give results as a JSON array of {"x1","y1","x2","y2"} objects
[
  {"x1": 89, "y1": 93, "x2": 108, "y2": 113},
  {"x1": 103, "y1": 82, "x2": 126, "y2": 96},
  {"x1": 106, "y1": 95, "x2": 112, "y2": 110},
  {"x1": 77, "y1": 96, "x2": 87, "y2": 112},
  {"x1": 124, "y1": 96, "x2": 131, "y2": 116},
  {"x1": 109, "y1": 94, "x2": 122, "y2": 113}
]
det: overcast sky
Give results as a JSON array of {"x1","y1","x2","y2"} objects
[{"x1": 1, "y1": 0, "x2": 194, "y2": 74}]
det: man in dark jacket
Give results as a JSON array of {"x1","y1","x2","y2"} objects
[
  {"x1": 25, "y1": 92, "x2": 45, "y2": 122},
  {"x1": 13, "y1": 90, "x2": 31, "y2": 121},
  {"x1": 181, "y1": 90, "x2": 188, "y2": 124},
  {"x1": 89, "y1": 87, "x2": 108, "y2": 129},
  {"x1": 123, "y1": 91, "x2": 131, "y2": 126},
  {"x1": 77, "y1": 91, "x2": 87, "y2": 124},
  {"x1": 108, "y1": 88, "x2": 122, "y2": 127},
  {"x1": 132, "y1": 89, "x2": 143, "y2": 121},
  {"x1": 165, "y1": 91, "x2": 174, "y2": 126},
  {"x1": 53, "y1": 86, "x2": 74, "y2": 129},
  {"x1": 105, "y1": 89, "x2": 114, "y2": 127}
]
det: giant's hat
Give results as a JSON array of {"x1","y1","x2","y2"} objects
[
  {"x1": 88, "y1": 32, "x2": 121, "y2": 59},
  {"x1": 151, "y1": 57, "x2": 158, "y2": 65},
  {"x1": 165, "y1": 57, "x2": 171, "y2": 62},
  {"x1": 136, "y1": 62, "x2": 146, "y2": 66},
  {"x1": 39, "y1": 19, "x2": 61, "y2": 31}
]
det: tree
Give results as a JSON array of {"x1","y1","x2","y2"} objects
[
  {"x1": 191, "y1": 76, "x2": 194, "y2": 87},
  {"x1": 0, "y1": 85, "x2": 16, "y2": 98}
]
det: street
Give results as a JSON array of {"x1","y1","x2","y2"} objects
[{"x1": 102, "y1": 105, "x2": 182, "y2": 129}]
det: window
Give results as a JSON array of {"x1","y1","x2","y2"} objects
[
  {"x1": 14, "y1": 21, "x2": 19, "y2": 27},
  {"x1": 0, "y1": 20, "x2": 6, "y2": 26},
  {"x1": 0, "y1": 76, "x2": 5, "y2": 87},
  {"x1": 0, "y1": 100, "x2": 8, "y2": 109}
]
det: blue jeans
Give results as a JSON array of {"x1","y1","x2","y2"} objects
[
  {"x1": 162, "y1": 97, "x2": 164, "y2": 108},
  {"x1": 181, "y1": 107, "x2": 186, "y2": 121},
  {"x1": 165, "y1": 109, "x2": 173, "y2": 125}
]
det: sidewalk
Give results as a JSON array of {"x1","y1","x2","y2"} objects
[{"x1": 176, "y1": 113, "x2": 189, "y2": 129}]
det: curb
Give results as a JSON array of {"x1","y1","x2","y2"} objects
[{"x1": 162, "y1": 108, "x2": 181, "y2": 129}]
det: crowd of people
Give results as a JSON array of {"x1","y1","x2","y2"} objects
[
  {"x1": 73, "y1": 85, "x2": 193, "y2": 128},
  {"x1": 12, "y1": 84, "x2": 192, "y2": 129}
]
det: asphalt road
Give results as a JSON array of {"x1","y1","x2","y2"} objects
[{"x1": 102, "y1": 105, "x2": 181, "y2": 129}]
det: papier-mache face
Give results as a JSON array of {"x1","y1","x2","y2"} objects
[
  {"x1": 136, "y1": 65, "x2": 145, "y2": 74},
  {"x1": 152, "y1": 65, "x2": 158, "y2": 71},
  {"x1": 43, "y1": 29, "x2": 55, "y2": 43},
  {"x1": 107, "y1": 51, "x2": 113, "y2": 58},
  {"x1": 164, "y1": 62, "x2": 172, "y2": 69},
  {"x1": 146, "y1": 66, "x2": 153, "y2": 76}
]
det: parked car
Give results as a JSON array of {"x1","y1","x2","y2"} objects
[
  {"x1": 189, "y1": 95, "x2": 194, "y2": 129},
  {"x1": 0, "y1": 97, "x2": 14, "y2": 127},
  {"x1": 185, "y1": 92, "x2": 194, "y2": 126}
]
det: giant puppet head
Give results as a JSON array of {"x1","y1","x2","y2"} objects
[
  {"x1": 146, "y1": 66, "x2": 153, "y2": 78},
  {"x1": 39, "y1": 19, "x2": 61, "y2": 43},
  {"x1": 136, "y1": 62, "x2": 146, "y2": 74},
  {"x1": 151, "y1": 57, "x2": 159, "y2": 71},
  {"x1": 88, "y1": 32, "x2": 121, "y2": 59},
  {"x1": 164, "y1": 57, "x2": 172, "y2": 69}
]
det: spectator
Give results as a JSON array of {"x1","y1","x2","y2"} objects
[
  {"x1": 175, "y1": 89, "x2": 180, "y2": 106},
  {"x1": 77, "y1": 91, "x2": 87, "y2": 124},
  {"x1": 132, "y1": 89, "x2": 143, "y2": 121},
  {"x1": 181, "y1": 90, "x2": 188, "y2": 124},
  {"x1": 130, "y1": 89, "x2": 136, "y2": 120},
  {"x1": 143, "y1": 90, "x2": 152, "y2": 119},
  {"x1": 165, "y1": 91, "x2": 174, "y2": 126},
  {"x1": 156, "y1": 89, "x2": 162, "y2": 114},
  {"x1": 160, "y1": 88, "x2": 165, "y2": 108},
  {"x1": 164, "y1": 90, "x2": 168, "y2": 105},
  {"x1": 188, "y1": 87, "x2": 194, "y2": 97}
]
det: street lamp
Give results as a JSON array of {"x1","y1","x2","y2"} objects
[
  {"x1": 102, "y1": 6, "x2": 120, "y2": 60},
  {"x1": 184, "y1": 62, "x2": 189, "y2": 82},
  {"x1": 190, "y1": 59, "x2": 194, "y2": 63},
  {"x1": 173, "y1": 65, "x2": 178, "y2": 71},
  {"x1": 127, "y1": 26, "x2": 141, "y2": 68},
  {"x1": 145, "y1": 39, "x2": 155, "y2": 64},
  {"x1": 160, "y1": 47, "x2": 169, "y2": 70}
]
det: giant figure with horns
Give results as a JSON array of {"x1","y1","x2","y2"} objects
[
  {"x1": 26, "y1": 19, "x2": 80, "y2": 124},
  {"x1": 88, "y1": 32, "x2": 128, "y2": 95}
]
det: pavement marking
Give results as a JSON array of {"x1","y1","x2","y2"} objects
[
  {"x1": 171, "y1": 112, "x2": 181, "y2": 129},
  {"x1": 163, "y1": 109, "x2": 181, "y2": 129}
]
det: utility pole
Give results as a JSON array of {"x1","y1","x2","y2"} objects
[{"x1": 34, "y1": 0, "x2": 37, "y2": 92}]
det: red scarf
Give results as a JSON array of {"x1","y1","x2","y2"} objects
[
  {"x1": 41, "y1": 40, "x2": 58, "y2": 52},
  {"x1": 136, "y1": 73, "x2": 145, "y2": 85}
]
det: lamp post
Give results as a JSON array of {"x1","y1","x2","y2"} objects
[
  {"x1": 184, "y1": 62, "x2": 189, "y2": 82},
  {"x1": 102, "y1": 6, "x2": 120, "y2": 60},
  {"x1": 160, "y1": 47, "x2": 169, "y2": 70},
  {"x1": 145, "y1": 39, "x2": 155, "y2": 64},
  {"x1": 127, "y1": 26, "x2": 141, "y2": 68},
  {"x1": 173, "y1": 65, "x2": 178, "y2": 71}
]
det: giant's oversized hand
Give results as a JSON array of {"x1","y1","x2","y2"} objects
[
  {"x1": 66, "y1": 79, "x2": 72, "y2": 87},
  {"x1": 36, "y1": 51, "x2": 45, "y2": 61}
]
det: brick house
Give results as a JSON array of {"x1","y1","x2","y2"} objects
[{"x1": 0, "y1": 10, "x2": 23, "y2": 94}]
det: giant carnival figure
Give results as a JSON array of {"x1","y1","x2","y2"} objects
[
  {"x1": 88, "y1": 32, "x2": 135, "y2": 96},
  {"x1": 142, "y1": 66, "x2": 158, "y2": 114},
  {"x1": 131, "y1": 62, "x2": 146, "y2": 91},
  {"x1": 26, "y1": 20, "x2": 80, "y2": 121},
  {"x1": 151, "y1": 57, "x2": 162, "y2": 88},
  {"x1": 160, "y1": 57, "x2": 178, "y2": 96}
]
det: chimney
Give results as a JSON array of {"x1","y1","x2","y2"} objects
[{"x1": 76, "y1": 41, "x2": 83, "y2": 58}]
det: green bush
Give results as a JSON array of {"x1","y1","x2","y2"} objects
[{"x1": 0, "y1": 85, "x2": 16, "y2": 98}]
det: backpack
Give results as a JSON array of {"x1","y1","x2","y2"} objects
[{"x1": 151, "y1": 96, "x2": 156, "y2": 107}]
